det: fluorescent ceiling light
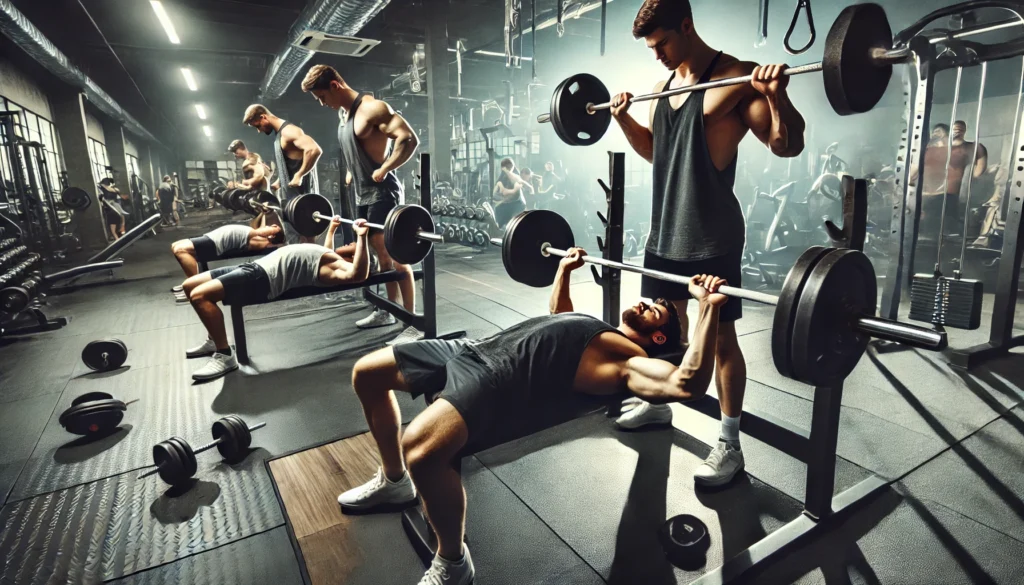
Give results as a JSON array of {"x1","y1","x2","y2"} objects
[
  {"x1": 181, "y1": 68, "x2": 198, "y2": 91},
  {"x1": 202, "y1": 125, "x2": 212, "y2": 137},
  {"x1": 195, "y1": 104, "x2": 207, "y2": 120},
  {"x1": 150, "y1": 1, "x2": 180, "y2": 45}
]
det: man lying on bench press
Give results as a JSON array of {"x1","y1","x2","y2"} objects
[
  {"x1": 181, "y1": 216, "x2": 371, "y2": 381},
  {"x1": 170, "y1": 212, "x2": 286, "y2": 301},
  {"x1": 339, "y1": 248, "x2": 726, "y2": 585}
]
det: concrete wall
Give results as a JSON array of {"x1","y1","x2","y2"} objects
[
  {"x1": 124, "y1": 135, "x2": 139, "y2": 158},
  {"x1": 84, "y1": 110, "x2": 105, "y2": 144},
  {"x1": 0, "y1": 58, "x2": 52, "y2": 118}
]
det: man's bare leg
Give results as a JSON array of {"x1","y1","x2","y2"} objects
[
  {"x1": 351, "y1": 347, "x2": 408, "y2": 480},
  {"x1": 371, "y1": 233, "x2": 415, "y2": 311},
  {"x1": 187, "y1": 279, "x2": 230, "y2": 350},
  {"x1": 171, "y1": 240, "x2": 201, "y2": 278},
  {"x1": 715, "y1": 322, "x2": 746, "y2": 419}
]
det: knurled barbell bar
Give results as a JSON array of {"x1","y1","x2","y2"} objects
[
  {"x1": 537, "y1": 3, "x2": 898, "y2": 145},
  {"x1": 488, "y1": 209, "x2": 946, "y2": 386},
  {"x1": 250, "y1": 192, "x2": 443, "y2": 265},
  {"x1": 138, "y1": 416, "x2": 266, "y2": 486}
]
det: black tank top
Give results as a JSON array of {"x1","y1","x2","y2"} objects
[
  {"x1": 274, "y1": 121, "x2": 317, "y2": 200},
  {"x1": 339, "y1": 93, "x2": 403, "y2": 207},
  {"x1": 649, "y1": 52, "x2": 745, "y2": 260}
]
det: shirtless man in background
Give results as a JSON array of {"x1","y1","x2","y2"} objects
[{"x1": 227, "y1": 140, "x2": 270, "y2": 192}]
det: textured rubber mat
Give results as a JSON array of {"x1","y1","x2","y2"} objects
[
  {"x1": 0, "y1": 393, "x2": 63, "y2": 503},
  {"x1": 476, "y1": 413, "x2": 805, "y2": 583},
  {"x1": 0, "y1": 451, "x2": 283, "y2": 584},
  {"x1": 106, "y1": 527, "x2": 303, "y2": 585}
]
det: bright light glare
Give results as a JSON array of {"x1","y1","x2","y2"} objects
[
  {"x1": 195, "y1": 104, "x2": 207, "y2": 120},
  {"x1": 181, "y1": 68, "x2": 198, "y2": 91},
  {"x1": 150, "y1": 1, "x2": 180, "y2": 45},
  {"x1": 202, "y1": 125, "x2": 212, "y2": 137}
]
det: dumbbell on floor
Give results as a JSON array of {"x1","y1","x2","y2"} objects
[{"x1": 138, "y1": 416, "x2": 266, "y2": 486}]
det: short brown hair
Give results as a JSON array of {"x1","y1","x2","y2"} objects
[
  {"x1": 243, "y1": 104, "x2": 270, "y2": 125},
  {"x1": 301, "y1": 64, "x2": 344, "y2": 92},
  {"x1": 499, "y1": 157, "x2": 515, "y2": 170},
  {"x1": 633, "y1": 0, "x2": 693, "y2": 39},
  {"x1": 228, "y1": 139, "x2": 245, "y2": 152}
]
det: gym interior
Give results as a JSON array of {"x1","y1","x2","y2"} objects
[{"x1": 2, "y1": 0, "x2": 1024, "y2": 583}]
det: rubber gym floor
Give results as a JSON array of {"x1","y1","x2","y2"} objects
[{"x1": 1, "y1": 206, "x2": 1023, "y2": 585}]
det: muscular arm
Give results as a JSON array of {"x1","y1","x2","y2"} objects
[
  {"x1": 241, "y1": 162, "x2": 266, "y2": 189},
  {"x1": 611, "y1": 82, "x2": 659, "y2": 163},
  {"x1": 323, "y1": 224, "x2": 339, "y2": 249},
  {"x1": 336, "y1": 232, "x2": 369, "y2": 281},
  {"x1": 364, "y1": 101, "x2": 420, "y2": 174},
  {"x1": 974, "y1": 144, "x2": 988, "y2": 178},
  {"x1": 740, "y1": 65, "x2": 806, "y2": 158},
  {"x1": 622, "y1": 301, "x2": 719, "y2": 403},
  {"x1": 493, "y1": 180, "x2": 522, "y2": 202},
  {"x1": 549, "y1": 266, "x2": 573, "y2": 314},
  {"x1": 283, "y1": 127, "x2": 323, "y2": 185}
]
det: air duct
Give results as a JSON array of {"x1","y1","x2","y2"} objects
[
  {"x1": 259, "y1": 0, "x2": 391, "y2": 101},
  {"x1": 0, "y1": 0, "x2": 159, "y2": 143}
]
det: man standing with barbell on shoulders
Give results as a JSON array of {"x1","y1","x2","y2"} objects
[
  {"x1": 609, "y1": 0, "x2": 806, "y2": 488},
  {"x1": 301, "y1": 64, "x2": 421, "y2": 344}
]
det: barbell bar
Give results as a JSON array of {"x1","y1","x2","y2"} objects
[{"x1": 138, "y1": 417, "x2": 266, "y2": 485}]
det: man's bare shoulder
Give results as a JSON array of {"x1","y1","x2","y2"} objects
[{"x1": 711, "y1": 55, "x2": 755, "y2": 80}]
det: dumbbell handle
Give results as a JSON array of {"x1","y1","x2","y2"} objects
[{"x1": 136, "y1": 421, "x2": 266, "y2": 480}]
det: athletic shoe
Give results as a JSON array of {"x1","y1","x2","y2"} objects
[
  {"x1": 337, "y1": 467, "x2": 417, "y2": 513},
  {"x1": 693, "y1": 440, "x2": 745, "y2": 487},
  {"x1": 191, "y1": 351, "x2": 238, "y2": 381},
  {"x1": 185, "y1": 338, "x2": 217, "y2": 358},
  {"x1": 615, "y1": 398, "x2": 673, "y2": 429},
  {"x1": 171, "y1": 285, "x2": 183, "y2": 293},
  {"x1": 175, "y1": 292, "x2": 189, "y2": 304},
  {"x1": 355, "y1": 309, "x2": 397, "y2": 329},
  {"x1": 417, "y1": 546, "x2": 475, "y2": 585},
  {"x1": 387, "y1": 326, "x2": 424, "y2": 346}
]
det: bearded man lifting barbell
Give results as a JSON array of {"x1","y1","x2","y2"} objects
[
  {"x1": 606, "y1": 0, "x2": 806, "y2": 487},
  {"x1": 339, "y1": 246, "x2": 725, "y2": 585},
  {"x1": 180, "y1": 216, "x2": 371, "y2": 381}
]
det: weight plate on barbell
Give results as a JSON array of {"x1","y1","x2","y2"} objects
[
  {"x1": 82, "y1": 338, "x2": 128, "y2": 371},
  {"x1": 386, "y1": 205, "x2": 435, "y2": 265},
  {"x1": 822, "y1": 3, "x2": 893, "y2": 116},
  {"x1": 60, "y1": 187, "x2": 92, "y2": 211},
  {"x1": 250, "y1": 191, "x2": 280, "y2": 215},
  {"x1": 287, "y1": 193, "x2": 334, "y2": 238},
  {"x1": 790, "y1": 248, "x2": 877, "y2": 386},
  {"x1": 213, "y1": 415, "x2": 251, "y2": 462},
  {"x1": 771, "y1": 246, "x2": 829, "y2": 381},
  {"x1": 549, "y1": 73, "x2": 612, "y2": 146},
  {"x1": 502, "y1": 210, "x2": 575, "y2": 288}
]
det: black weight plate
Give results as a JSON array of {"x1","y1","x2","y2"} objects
[
  {"x1": 290, "y1": 193, "x2": 334, "y2": 237},
  {"x1": 249, "y1": 190, "x2": 280, "y2": 215},
  {"x1": 71, "y1": 391, "x2": 114, "y2": 406},
  {"x1": 386, "y1": 205, "x2": 435, "y2": 265},
  {"x1": 549, "y1": 73, "x2": 612, "y2": 146},
  {"x1": 822, "y1": 3, "x2": 893, "y2": 116},
  {"x1": 790, "y1": 248, "x2": 877, "y2": 386},
  {"x1": 213, "y1": 415, "x2": 249, "y2": 461},
  {"x1": 154, "y1": 439, "x2": 189, "y2": 486},
  {"x1": 170, "y1": 436, "x2": 198, "y2": 479},
  {"x1": 0, "y1": 286, "x2": 30, "y2": 313},
  {"x1": 500, "y1": 211, "x2": 528, "y2": 280},
  {"x1": 659, "y1": 514, "x2": 710, "y2": 567},
  {"x1": 82, "y1": 339, "x2": 128, "y2": 371},
  {"x1": 771, "y1": 246, "x2": 830, "y2": 381},
  {"x1": 60, "y1": 186, "x2": 92, "y2": 210},
  {"x1": 502, "y1": 210, "x2": 574, "y2": 287},
  {"x1": 59, "y1": 399, "x2": 126, "y2": 434}
]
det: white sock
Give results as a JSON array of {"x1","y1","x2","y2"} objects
[{"x1": 721, "y1": 414, "x2": 741, "y2": 447}]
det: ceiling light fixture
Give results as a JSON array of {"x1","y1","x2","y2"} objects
[
  {"x1": 202, "y1": 125, "x2": 212, "y2": 137},
  {"x1": 181, "y1": 68, "x2": 198, "y2": 91},
  {"x1": 195, "y1": 104, "x2": 207, "y2": 120},
  {"x1": 150, "y1": 1, "x2": 180, "y2": 45}
]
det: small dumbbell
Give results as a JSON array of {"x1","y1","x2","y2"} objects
[{"x1": 138, "y1": 416, "x2": 266, "y2": 486}]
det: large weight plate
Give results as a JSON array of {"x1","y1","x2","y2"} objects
[
  {"x1": 249, "y1": 191, "x2": 280, "y2": 215},
  {"x1": 822, "y1": 3, "x2": 893, "y2": 116},
  {"x1": 213, "y1": 415, "x2": 251, "y2": 461},
  {"x1": 386, "y1": 205, "x2": 435, "y2": 265},
  {"x1": 154, "y1": 438, "x2": 188, "y2": 486},
  {"x1": 81, "y1": 338, "x2": 128, "y2": 371},
  {"x1": 502, "y1": 210, "x2": 575, "y2": 287},
  {"x1": 289, "y1": 193, "x2": 334, "y2": 237},
  {"x1": 60, "y1": 186, "x2": 92, "y2": 211},
  {"x1": 772, "y1": 246, "x2": 830, "y2": 380},
  {"x1": 549, "y1": 73, "x2": 612, "y2": 146},
  {"x1": 790, "y1": 248, "x2": 877, "y2": 386},
  {"x1": 228, "y1": 189, "x2": 249, "y2": 211}
]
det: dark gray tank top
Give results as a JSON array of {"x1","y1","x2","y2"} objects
[
  {"x1": 649, "y1": 53, "x2": 746, "y2": 260},
  {"x1": 274, "y1": 121, "x2": 318, "y2": 201},
  {"x1": 339, "y1": 93, "x2": 403, "y2": 207}
]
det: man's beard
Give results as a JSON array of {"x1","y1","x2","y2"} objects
[
  {"x1": 622, "y1": 307, "x2": 659, "y2": 334},
  {"x1": 260, "y1": 126, "x2": 273, "y2": 135}
]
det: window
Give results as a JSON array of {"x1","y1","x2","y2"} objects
[
  {"x1": 89, "y1": 138, "x2": 111, "y2": 185},
  {"x1": 0, "y1": 96, "x2": 65, "y2": 202}
]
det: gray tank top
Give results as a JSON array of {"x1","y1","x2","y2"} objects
[
  {"x1": 208, "y1": 225, "x2": 251, "y2": 255},
  {"x1": 253, "y1": 243, "x2": 330, "y2": 299},
  {"x1": 339, "y1": 93, "x2": 403, "y2": 207},
  {"x1": 274, "y1": 121, "x2": 319, "y2": 201},
  {"x1": 649, "y1": 53, "x2": 746, "y2": 260}
]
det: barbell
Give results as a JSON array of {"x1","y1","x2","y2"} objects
[
  {"x1": 490, "y1": 209, "x2": 946, "y2": 386},
  {"x1": 538, "y1": 3, "x2": 894, "y2": 145},
  {"x1": 249, "y1": 192, "x2": 443, "y2": 265},
  {"x1": 138, "y1": 416, "x2": 266, "y2": 487}
]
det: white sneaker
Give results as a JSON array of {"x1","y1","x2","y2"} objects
[
  {"x1": 387, "y1": 326, "x2": 424, "y2": 346},
  {"x1": 337, "y1": 467, "x2": 417, "y2": 513},
  {"x1": 171, "y1": 285, "x2": 183, "y2": 293},
  {"x1": 355, "y1": 309, "x2": 397, "y2": 329},
  {"x1": 191, "y1": 351, "x2": 238, "y2": 381},
  {"x1": 615, "y1": 399, "x2": 673, "y2": 429},
  {"x1": 418, "y1": 546, "x2": 475, "y2": 585},
  {"x1": 175, "y1": 293, "x2": 190, "y2": 304},
  {"x1": 186, "y1": 338, "x2": 216, "y2": 358},
  {"x1": 693, "y1": 440, "x2": 745, "y2": 487}
]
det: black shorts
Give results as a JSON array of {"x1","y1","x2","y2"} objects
[
  {"x1": 188, "y1": 236, "x2": 218, "y2": 263},
  {"x1": 358, "y1": 198, "x2": 398, "y2": 225},
  {"x1": 160, "y1": 200, "x2": 175, "y2": 213},
  {"x1": 640, "y1": 249, "x2": 744, "y2": 322},
  {"x1": 209, "y1": 263, "x2": 271, "y2": 305}
]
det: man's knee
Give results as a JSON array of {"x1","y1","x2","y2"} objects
[
  {"x1": 352, "y1": 348, "x2": 399, "y2": 396},
  {"x1": 172, "y1": 241, "x2": 192, "y2": 256},
  {"x1": 403, "y1": 429, "x2": 444, "y2": 475},
  {"x1": 189, "y1": 282, "x2": 220, "y2": 306}
]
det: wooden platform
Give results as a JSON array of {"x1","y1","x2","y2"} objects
[{"x1": 269, "y1": 431, "x2": 425, "y2": 585}]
